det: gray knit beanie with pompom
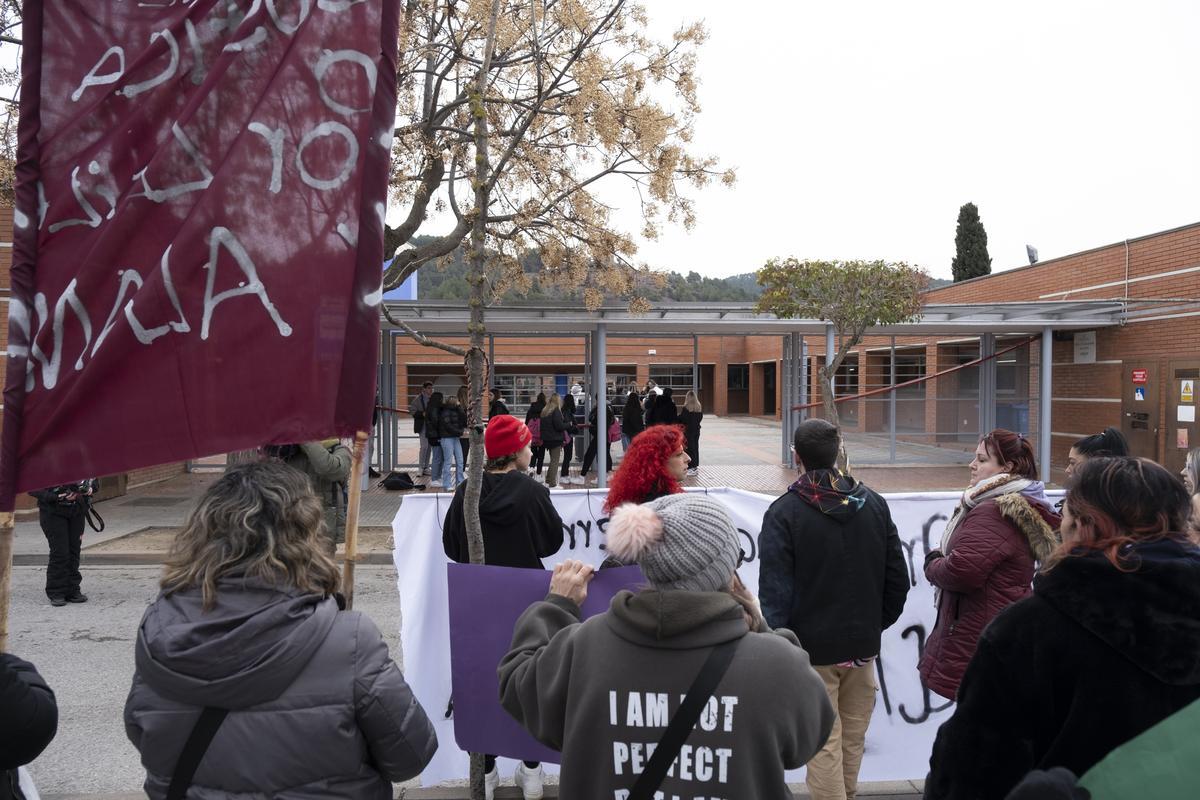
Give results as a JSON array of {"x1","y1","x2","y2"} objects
[{"x1": 605, "y1": 493, "x2": 741, "y2": 592}]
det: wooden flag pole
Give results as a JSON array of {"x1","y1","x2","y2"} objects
[
  {"x1": 341, "y1": 431, "x2": 370, "y2": 610},
  {"x1": 0, "y1": 512, "x2": 14, "y2": 653}
]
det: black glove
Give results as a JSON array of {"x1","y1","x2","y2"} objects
[{"x1": 924, "y1": 549, "x2": 945, "y2": 570}]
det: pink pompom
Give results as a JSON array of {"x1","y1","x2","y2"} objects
[{"x1": 606, "y1": 503, "x2": 664, "y2": 562}]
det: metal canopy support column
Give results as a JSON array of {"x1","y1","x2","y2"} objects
[
  {"x1": 692, "y1": 335, "x2": 699, "y2": 395},
  {"x1": 584, "y1": 332, "x2": 593, "y2": 459},
  {"x1": 781, "y1": 335, "x2": 792, "y2": 465},
  {"x1": 889, "y1": 336, "x2": 897, "y2": 464},
  {"x1": 1039, "y1": 328, "x2": 1053, "y2": 483},
  {"x1": 488, "y1": 334, "x2": 495, "y2": 389},
  {"x1": 825, "y1": 325, "x2": 836, "y2": 421},
  {"x1": 594, "y1": 324, "x2": 609, "y2": 488},
  {"x1": 377, "y1": 329, "x2": 396, "y2": 471},
  {"x1": 800, "y1": 337, "x2": 809, "y2": 421},
  {"x1": 979, "y1": 333, "x2": 997, "y2": 437}
]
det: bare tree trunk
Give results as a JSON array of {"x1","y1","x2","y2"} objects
[
  {"x1": 0, "y1": 512, "x2": 12, "y2": 652},
  {"x1": 464, "y1": 3, "x2": 502, "y2": 797}
]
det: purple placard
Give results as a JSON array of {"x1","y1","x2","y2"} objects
[{"x1": 447, "y1": 563, "x2": 646, "y2": 761}]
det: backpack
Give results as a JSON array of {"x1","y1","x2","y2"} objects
[
  {"x1": 527, "y1": 416, "x2": 542, "y2": 446},
  {"x1": 379, "y1": 471, "x2": 421, "y2": 491}
]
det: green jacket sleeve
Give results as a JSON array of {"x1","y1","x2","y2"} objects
[
  {"x1": 300, "y1": 442, "x2": 352, "y2": 482},
  {"x1": 497, "y1": 594, "x2": 583, "y2": 751}
]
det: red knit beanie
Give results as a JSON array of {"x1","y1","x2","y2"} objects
[{"x1": 484, "y1": 415, "x2": 531, "y2": 459}]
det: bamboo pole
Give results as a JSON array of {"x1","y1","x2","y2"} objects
[
  {"x1": 341, "y1": 431, "x2": 370, "y2": 610},
  {"x1": 0, "y1": 511, "x2": 14, "y2": 653}
]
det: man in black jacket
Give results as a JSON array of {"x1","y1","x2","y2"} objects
[
  {"x1": 758, "y1": 419, "x2": 909, "y2": 800},
  {"x1": 1, "y1": 653, "x2": 58, "y2": 800},
  {"x1": 31, "y1": 479, "x2": 97, "y2": 606}
]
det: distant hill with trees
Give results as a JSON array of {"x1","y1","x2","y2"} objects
[{"x1": 404, "y1": 240, "x2": 950, "y2": 304}]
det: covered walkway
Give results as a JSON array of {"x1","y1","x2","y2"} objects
[{"x1": 379, "y1": 299, "x2": 1127, "y2": 485}]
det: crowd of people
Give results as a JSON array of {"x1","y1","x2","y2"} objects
[
  {"x1": 415, "y1": 379, "x2": 705, "y2": 491},
  {"x1": 6, "y1": 408, "x2": 1200, "y2": 800}
]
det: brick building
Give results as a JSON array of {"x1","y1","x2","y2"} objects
[{"x1": 391, "y1": 221, "x2": 1200, "y2": 481}]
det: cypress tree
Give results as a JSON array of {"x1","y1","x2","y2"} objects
[{"x1": 951, "y1": 202, "x2": 992, "y2": 281}]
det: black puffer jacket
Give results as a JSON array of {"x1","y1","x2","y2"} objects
[
  {"x1": 1, "y1": 654, "x2": 58, "y2": 800},
  {"x1": 439, "y1": 406, "x2": 467, "y2": 439},
  {"x1": 926, "y1": 538, "x2": 1200, "y2": 800}
]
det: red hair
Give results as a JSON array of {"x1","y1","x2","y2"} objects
[
  {"x1": 603, "y1": 426, "x2": 686, "y2": 513},
  {"x1": 981, "y1": 428, "x2": 1038, "y2": 480}
]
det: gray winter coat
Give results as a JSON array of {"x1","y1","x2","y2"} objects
[{"x1": 125, "y1": 578, "x2": 436, "y2": 799}]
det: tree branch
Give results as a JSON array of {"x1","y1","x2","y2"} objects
[{"x1": 388, "y1": 313, "x2": 469, "y2": 356}]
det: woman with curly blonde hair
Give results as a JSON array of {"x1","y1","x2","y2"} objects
[{"x1": 125, "y1": 461, "x2": 437, "y2": 799}]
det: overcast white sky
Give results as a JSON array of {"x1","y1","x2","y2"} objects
[{"x1": 611, "y1": 0, "x2": 1200, "y2": 280}]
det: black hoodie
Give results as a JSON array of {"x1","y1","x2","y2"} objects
[
  {"x1": 926, "y1": 538, "x2": 1200, "y2": 800},
  {"x1": 757, "y1": 469, "x2": 909, "y2": 665},
  {"x1": 442, "y1": 470, "x2": 564, "y2": 567}
]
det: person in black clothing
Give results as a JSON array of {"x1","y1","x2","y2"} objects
[
  {"x1": 559, "y1": 393, "x2": 580, "y2": 485},
  {"x1": 525, "y1": 392, "x2": 547, "y2": 478},
  {"x1": 758, "y1": 419, "x2": 909, "y2": 800},
  {"x1": 646, "y1": 386, "x2": 679, "y2": 427},
  {"x1": 1, "y1": 653, "x2": 57, "y2": 800},
  {"x1": 425, "y1": 391, "x2": 445, "y2": 486},
  {"x1": 579, "y1": 397, "x2": 615, "y2": 480},
  {"x1": 679, "y1": 390, "x2": 703, "y2": 475},
  {"x1": 443, "y1": 413, "x2": 563, "y2": 798},
  {"x1": 488, "y1": 388, "x2": 510, "y2": 419},
  {"x1": 31, "y1": 479, "x2": 97, "y2": 606},
  {"x1": 620, "y1": 391, "x2": 644, "y2": 452},
  {"x1": 439, "y1": 394, "x2": 468, "y2": 489}
]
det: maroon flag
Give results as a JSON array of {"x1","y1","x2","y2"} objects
[{"x1": 0, "y1": 1, "x2": 401, "y2": 507}]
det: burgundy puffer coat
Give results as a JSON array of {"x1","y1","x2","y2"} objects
[{"x1": 918, "y1": 493, "x2": 1060, "y2": 700}]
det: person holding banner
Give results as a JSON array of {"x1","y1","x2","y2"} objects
[
  {"x1": 278, "y1": 440, "x2": 352, "y2": 553},
  {"x1": 499, "y1": 493, "x2": 835, "y2": 800},
  {"x1": 758, "y1": 418, "x2": 909, "y2": 800},
  {"x1": 919, "y1": 429, "x2": 1059, "y2": 701},
  {"x1": 925, "y1": 457, "x2": 1200, "y2": 799},
  {"x1": 125, "y1": 462, "x2": 437, "y2": 799},
  {"x1": 443, "y1": 414, "x2": 564, "y2": 799}
]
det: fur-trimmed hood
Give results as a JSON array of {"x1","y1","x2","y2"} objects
[
  {"x1": 994, "y1": 493, "x2": 1060, "y2": 562},
  {"x1": 1035, "y1": 539, "x2": 1200, "y2": 685}
]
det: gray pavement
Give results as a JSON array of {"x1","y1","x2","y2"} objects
[{"x1": 8, "y1": 563, "x2": 409, "y2": 798}]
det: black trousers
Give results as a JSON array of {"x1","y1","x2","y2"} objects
[
  {"x1": 41, "y1": 507, "x2": 84, "y2": 600},
  {"x1": 531, "y1": 445, "x2": 546, "y2": 473},
  {"x1": 580, "y1": 438, "x2": 612, "y2": 476},
  {"x1": 686, "y1": 432, "x2": 700, "y2": 468}
]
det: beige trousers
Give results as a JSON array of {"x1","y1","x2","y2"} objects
[
  {"x1": 545, "y1": 446, "x2": 562, "y2": 487},
  {"x1": 806, "y1": 664, "x2": 877, "y2": 800}
]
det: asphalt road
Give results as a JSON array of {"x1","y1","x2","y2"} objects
[{"x1": 6, "y1": 563, "x2": 408, "y2": 798}]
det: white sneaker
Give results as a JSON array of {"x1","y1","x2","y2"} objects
[
  {"x1": 533, "y1": 473, "x2": 545, "y2": 483},
  {"x1": 514, "y1": 763, "x2": 544, "y2": 800},
  {"x1": 484, "y1": 765, "x2": 499, "y2": 800},
  {"x1": 430, "y1": 479, "x2": 443, "y2": 488},
  {"x1": 686, "y1": 468, "x2": 698, "y2": 477}
]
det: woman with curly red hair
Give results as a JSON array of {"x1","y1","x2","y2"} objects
[{"x1": 602, "y1": 425, "x2": 691, "y2": 514}]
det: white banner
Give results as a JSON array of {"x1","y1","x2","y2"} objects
[{"x1": 393, "y1": 485, "x2": 1062, "y2": 785}]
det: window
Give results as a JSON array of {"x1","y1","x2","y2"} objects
[
  {"x1": 727, "y1": 364, "x2": 749, "y2": 390},
  {"x1": 835, "y1": 356, "x2": 859, "y2": 396},
  {"x1": 650, "y1": 366, "x2": 698, "y2": 396}
]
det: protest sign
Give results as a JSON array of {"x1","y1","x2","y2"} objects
[{"x1": 394, "y1": 486, "x2": 1062, "y2": 784}]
